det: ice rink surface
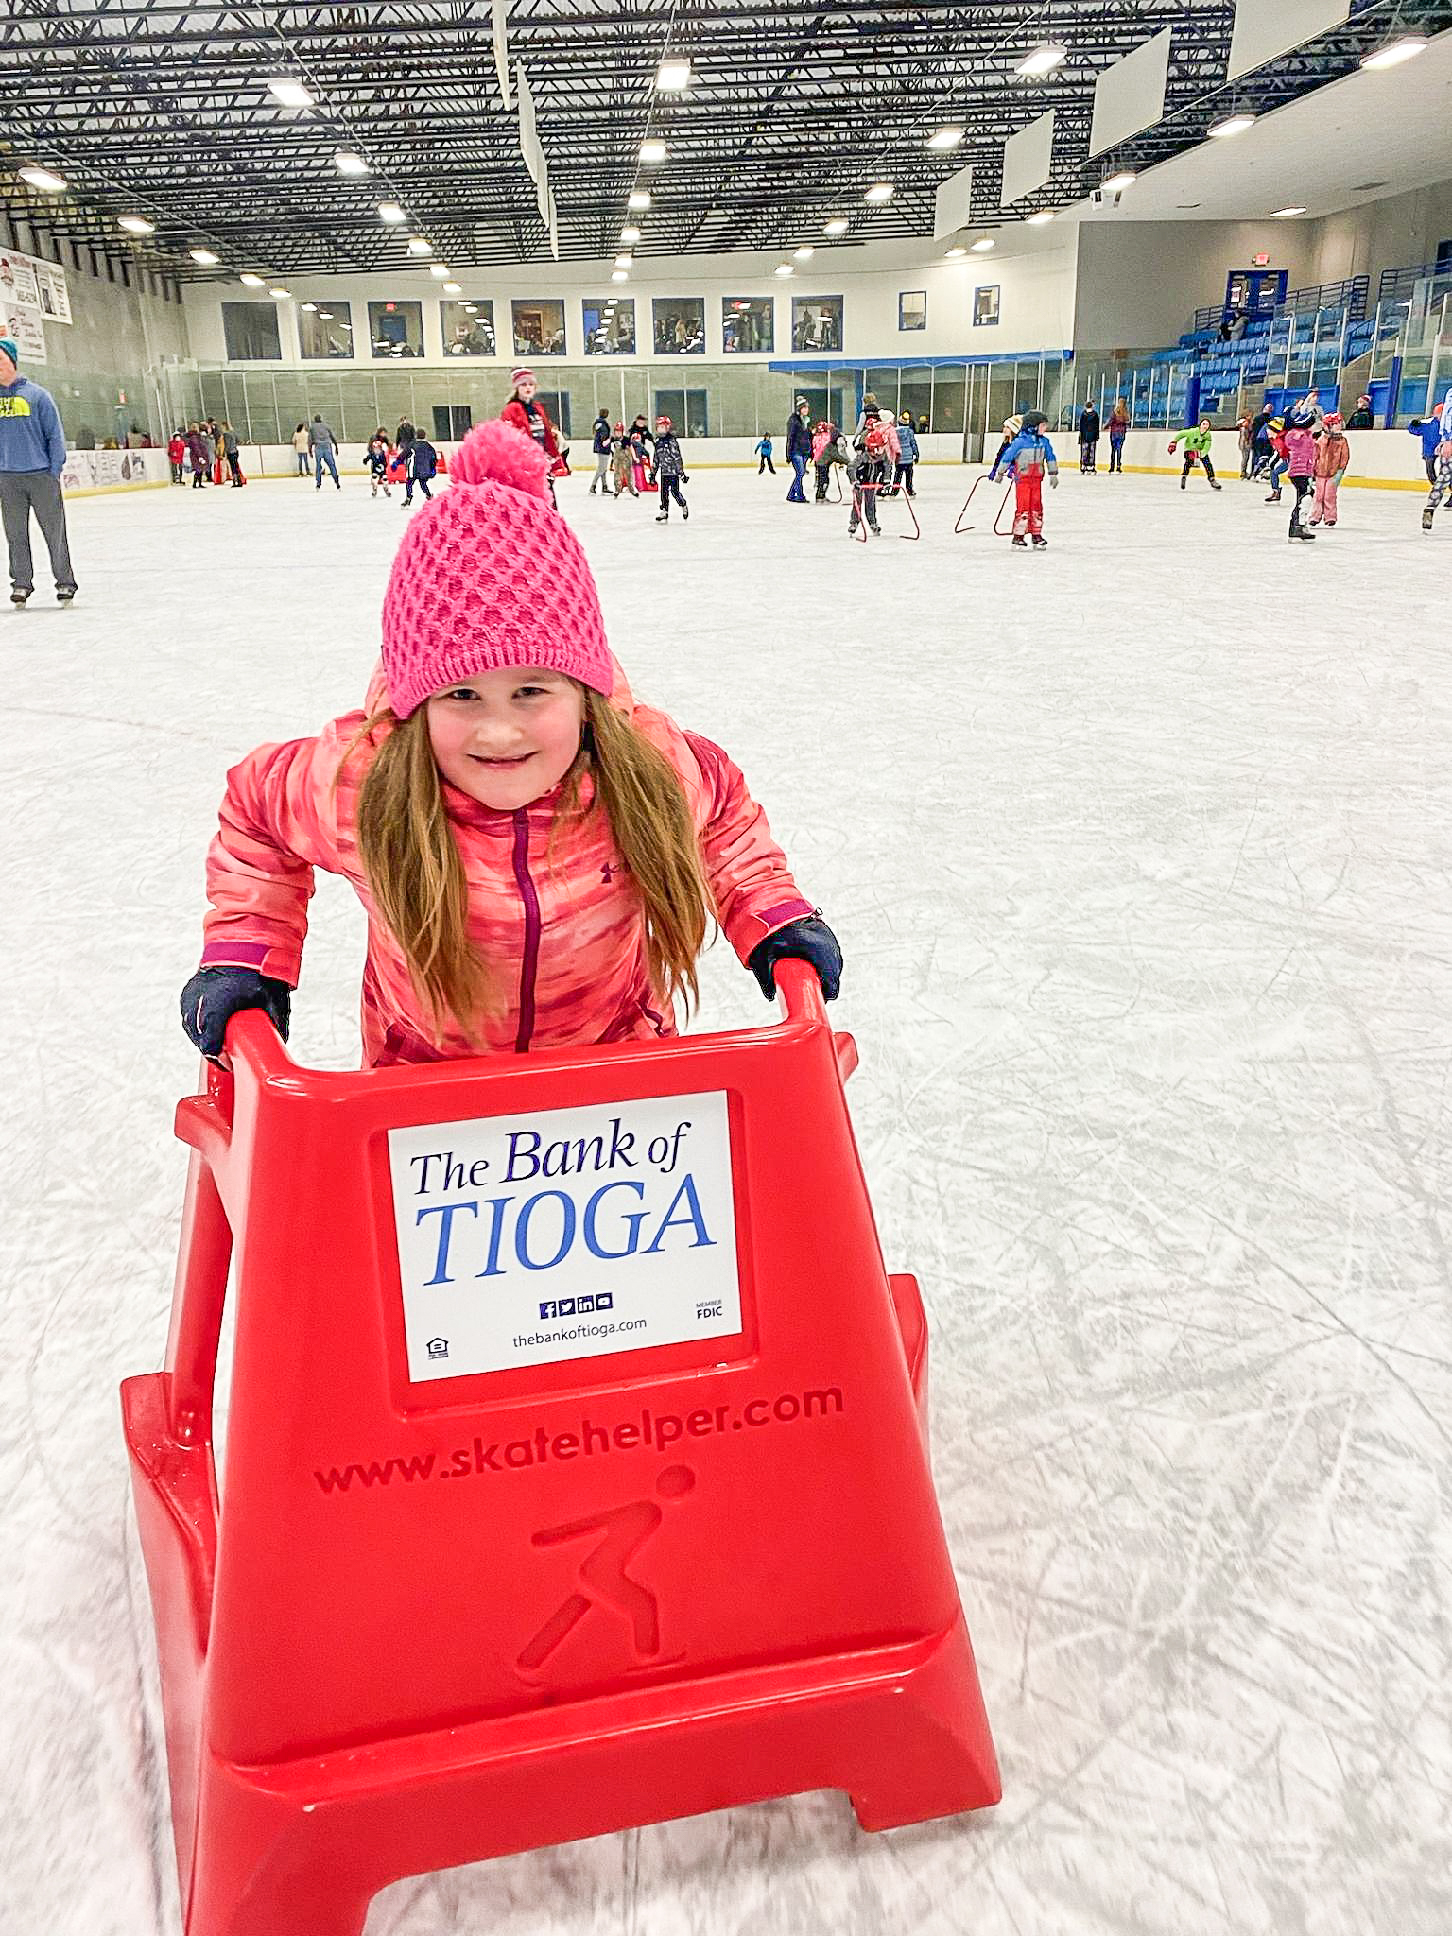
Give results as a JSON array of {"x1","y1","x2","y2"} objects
[{"x1": 3, "y1": 459, "x2": 1449, "y2": 1936}]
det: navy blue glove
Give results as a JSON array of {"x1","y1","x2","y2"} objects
[
  {"x1": 747, "y1": 916, "x2": 843, "y2": 1002},
  {"x1": 180, "y1": 966, "x2": 291, "y2": 1059}
]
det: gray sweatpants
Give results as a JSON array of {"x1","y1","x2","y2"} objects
[{"x1": 0, "y1": 470, "x2": 76, "y2": 594}]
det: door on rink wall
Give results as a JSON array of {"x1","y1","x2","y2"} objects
[{"x1": 1223, "y1": 268, "x2": 1288, "y2": 321}]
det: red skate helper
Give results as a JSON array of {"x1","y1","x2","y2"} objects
[
  {"x1": 990, "y1": 409, "x2": 1060, "y2": 547},
  {"x1": 122, "y1": 964, "x2": 1000, "y2": 1936}
]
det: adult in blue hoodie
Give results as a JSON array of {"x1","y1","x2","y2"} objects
[{"x1": 0, "y1": 334, "x2": 76, "y2": 605}]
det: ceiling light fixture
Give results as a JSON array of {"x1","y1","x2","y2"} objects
[
  {"x1": 774, "y1": 264, "x2": 794, "y2": 277},
  {"x1": 377, "y1": 201, "x2": 406, "y2": 224},
  {"x1": 628, "y1": 189, "x2": 651, "y2": 211},
  {"x1": 823, "y1": 217, "x2": 849, "y2": 236},
  {"x1": 619, "y1": 225, "x2": 642, "y2": 242},
  {"x1": 793, "y1": 245, "x2": 814, "y2": 260},
  {"x1": 333, "y1": 149, "x2": 370, "y2": 175},
  {"x1": 639, "y1": 139, "x2": 667, "y2": 164},
  {"x1": 118, "y1": 214, "x2": 155, "y2": 235},
  {"x1": 301, "y1": 301, "x2": 318, "y2": 311},
  {"x1": 443, "y1": 281, "x2": 461, "y2": 293},
  {"x1": 319, "y1": 311, "x2": 333, "y2": 319},
  {"x1": 1209, "y1": 113, "x2": 1256, "y2": 138},
  {"x1": 927, "y1": 128, "x2": 963, "y2": 151},
  {"x1": 239, "y1": 272, "x2": 266, "y2": 287},
  {"x1": 266, "y1": 78, "x2": 314, "y2": 108},
  {"x1": 611, "y1": 269, "x2": 629, "y2": 282},
  {"x1": 19, "y1": 165, "x2": 67, "y2": 193},
  {"x1": 407, "y1": 235, "x2": 432, "y2": 255},
  {"x1": 1360, "y1": 35, "x2": 1428, "y2": 69},
  {"x1": 1026, "y1": 210, "x2": 1055, "y2": 226},
  {"x1": 1273, "y1": 206, "x2": 1307, "y2": 218},
  {"x1": 1016, "y1": 43, "x2": 1067, "y2": 77},
  {"x1": 268, "y1": 286, "x2": 290, "y2": 299},
  {"x1": 1102, "y1": 170, "x2": 1137, "y2": 193},
  {"x1": 865, "y1": 181, "x2": 894, "y2": 203},
  {"x1": 615, "y1": 254, "x2": 634, "y2": 270},
  {"x1": 972, "y1": 236, "x2": 996, "y2": 252},
  {"x1": 188, "y1": 246, "x2": 220, "y2": 265},
  {"x1": 428, "y1": 262, "x2": 450, "y2": 278},
  {"x1": 945, "y1": 246, "x2": 968, "y2": 258},
  {"x1": 655, "y1": 57, "x2": 691, "y2": 91}
]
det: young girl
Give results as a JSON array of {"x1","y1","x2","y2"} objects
[
  {"x1": 500, "y1": 370, "x2": 567, "y2": 481},
  {"x1": 989, "y1": 410, "x2": 1059, "y2": 549},
  {"x1": 1308, "y1": 412, "x2": 1350, "y2": 529},
  {"x1": 180, "y1": 421, "x2": 841, "y2": 1066},
  {"x1": 610, "y1": 421, "x2": 636, "y2": 499},
  {"x1": 366, "y1": 430, "x2": 393, "y2": 499},
  {"x1": 650, "y1": 414, "x2": 688, "y2": 523}
]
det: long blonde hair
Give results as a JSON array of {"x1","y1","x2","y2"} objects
[{"x1": 349, "y1": 687, "x2": 713, "y2": 1044}]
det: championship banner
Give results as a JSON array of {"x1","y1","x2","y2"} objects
[
  {"x1": 0, "y1": 247, "x2": 71, "y2": 365},
  {"x1": 389, "y1": 1089, "x2": 742, "y2": 1381}
]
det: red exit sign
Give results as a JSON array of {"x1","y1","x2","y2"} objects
[{"x1": 1253, "y1": 253, "x2": 1271, "y2": 267}]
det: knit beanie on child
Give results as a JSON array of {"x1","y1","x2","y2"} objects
[
  {"x1": 0, "y1": 336, "x2": 18, "y2": 368},
  {"x1": 380, "y1": 419, "x2": 612, "y2": 719}
]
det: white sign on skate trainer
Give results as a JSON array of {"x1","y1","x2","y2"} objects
[{"x1": 388, "y1": 1090, "x2": 740, "y2": 1380}]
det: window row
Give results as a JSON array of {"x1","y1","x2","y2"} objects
[{"x1": 222, "y1": 293, "x2": 860, "y2": 362}]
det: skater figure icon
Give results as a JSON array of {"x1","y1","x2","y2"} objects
[{"x1": 518, "y1": 1466, "x2": 696, "y2": 1674}]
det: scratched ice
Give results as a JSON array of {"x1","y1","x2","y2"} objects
[{"x1": 2, "y1": 464, "x2": 1448, "y2": 1936}]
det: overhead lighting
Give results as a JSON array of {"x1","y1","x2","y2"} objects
[
  {"x1": 19, "y1": 165, "x2": 67, "y2": 193},
  {"x1": 428, "y1": 262, "x2": 450, "y2": 278},
  {"x1": 774, "y1": 264, "x2": 794, "y2": 277},
  {"x1": 1102, "y1": 170, "x2": 1137, "y2": 193},
  {"x1": 655, "y1": 57, "x2": 691, "y2": 91},
  {"x1": 823, "y1": 217, "x2": 849, "y2": 236},
  {"x1": 793, "y1": 245, "x2": 814, "y2": 260},
  {"x1": 239, "y1": 272, "x2": 266, "y2": 287},
  {"x1": 268, "y1": 286, "x2": 290, "y2": 299},
  {"x1": 1209, "y1": 113, "x2": 1256, "y2": 139},
  {"x1": 611, "y1": 269, "x2": 629, "y2": 282},
  {"x1": 266, "y1": 78, "x2": 315, "y2": 108},
  {"x1": 944, "y1": 246, "x2": 968, "y2": 258},
  {"x1": 1361, "y1": 35, "x2": 1428, "y2": 69},
  {"x1": 464, "y1": 303, "x2": 478, "y2": 312},
  {"x1": 614, "y1": 253, "x2": 633, "y2": 268},
  {"x1": 1273, "y1": 206, "x2": 1307, "y2": 218},
  {"x1": 333, "y1": 149, "x2": 370, "y2": 176},
  {"x1": 619, "y1": 224, "x2": 642, "y2": 242},
  {"x1": 407, "y1": 234, "x2": 433, "y2": 255},
  {"x1": 865, "y1": 181, "x2": 894, "y2": 203},
  {"x1": 118, "y1": 214, "x2": 155, "y2": 235},
  {"x1": 927, "y1": 128, "x2": 963, "y2": 151},
  {"x1": 1026, "y1": 210, "x2": 1056, "y2": 227},
  {"x1": 443, "y1": 281, "x2": 461, "y2": 293},
  {"x1": 639, "y1": 139, "x2": 667, "y2": 164},
  {"x1": 378, "y1": 200, "x2": 406, "y2": 224},
  {"x1": 319, "y1": 311, "x2": 334, "y2": 319},
  {"x1": 628, "y1": 189, "x2": 651, "y2": 211},
  {"x1": 188, "y1": 246, "x2": 220, "y2": 265},
  {"x1": 1016, "y1": 42, "x2": 1067, "y2": 77},
  {"x1": 301, "y1": 301, "x2": 319, "y2": 312},
  {"x1": 972, "y1": 237, "x2": 996, "y2": 252}
]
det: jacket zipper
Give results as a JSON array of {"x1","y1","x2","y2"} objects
[{"x1": 511, "y1": 809, "x2": 542, "y2": 1053}]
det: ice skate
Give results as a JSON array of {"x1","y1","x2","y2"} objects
[
  {"x1": 1210, "y1": 481, "x2": 1222, "y2": 491},
  {"x1": 1031, "y1": 534, "x2": 1048, "y2": 549},
  {"x1": 655, "y1": 511, "x2": 669, "y2": 523},
  {"x1": 682, "y1": 504, "x2": 690, "y2": 520},
  {"x1": 1265, "y1": 492, "x2": 1281, "y2": 503},
  {"x1": 1011, "y1": 535, "x2": 1028, "y2": 548},
  {"x1": 1424, "y1": 507, "x2": 1436, "y2": 531},
  {"x1": 56, "y1": 586, "x2": 76, "y2": 604},
  {"x1": 10, "y1": 589, "x2": 30, "y2": 607},
  {"x1": 1289, "y1": 525, "x2": 1316, "y2": 542}
]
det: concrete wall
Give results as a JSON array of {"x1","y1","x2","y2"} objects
[
  {"x1": 1074, "y1": 219, "x2": 1322, "y2": 349},
  {"x1": 1311, "y1": 182, "x2": 1452, "y2": 291}
]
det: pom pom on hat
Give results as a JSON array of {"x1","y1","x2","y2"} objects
[{"x1": 380, "y1": 419, "x2": 612, "y2": 718}]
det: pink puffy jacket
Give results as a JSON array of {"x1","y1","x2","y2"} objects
[{"x1": 199, "y1": 669, "x2": 815, "y2": 1065}]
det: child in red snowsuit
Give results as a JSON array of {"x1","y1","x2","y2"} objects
[{"x1": 989, "y1": 410, "x2": 1060, "y2": 548}]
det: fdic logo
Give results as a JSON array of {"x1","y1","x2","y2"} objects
[{"x1": 539, "y1": 1293, "x2": 615, "y2": 1319}]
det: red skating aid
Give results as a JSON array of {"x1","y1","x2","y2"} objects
[{"x1": 122, "y1": 962, "x2": 999, "y2": 1936}]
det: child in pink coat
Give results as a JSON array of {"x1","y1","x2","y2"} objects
[
  {"x1": 1308, "y1": 413, "x2": 1350, "y2": 529},
  {"x1": 181, "y1": 421, "x2": 842, "y2": 1066}
]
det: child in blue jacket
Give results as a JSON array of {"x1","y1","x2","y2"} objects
[
  {"x1": 1409, "y1": 405, "x2": 1444, "y2": 485},
  {"x1": 989, "y1": 410, "x2": 1059, "y2": 548},
  {"x1": 754, "y1": 432, "x2": 775, "y2": 476},
  {"x1": 891, "y1": 413, "x2": 920, "y2": 497}
]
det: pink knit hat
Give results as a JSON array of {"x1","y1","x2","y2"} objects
[{"x1": 380, "y1": 420, "x2": 612, "y2": 719}]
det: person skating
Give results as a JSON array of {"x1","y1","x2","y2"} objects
[
  {"x1": 1263, "y1": 418, "x2": 1289, "y2": 501},
  {"x1": 990, "y1": 409, "x2": 1058, "y2": 548},
  {"x1": 501, "y1": 371, "x2": 569, "y2": 500},
  {"x1": 753, "y1": 432, "x2": 775, "y2": 476},
  {"x1": 1077, "y1": 401, "x2": 1101, "y2": 474},
  {"x1": 651, "y1": 414, "x2": 689, "y2": 522},
  {"x1": 628, "y1": 421, "x2": 654, "y2": 495},
  {"x1": 219, "y1": 422, "x2": 244, "y2": 487},
  {"x1": 846, "y1": 407, "x2": 898, "y2": 537},
  {"x1": 1249, "y1": 402, "x2": 1276, "y2": 480},
  {"x1": 1422, "y1": 383, "x2": 1452, "y2": 532},
  {"x1": 892, "y1": 413, "x2": 920, "y2": 497},
  {"x1": 0, "y1": 334, "x2": 77, "y2": 607},
  {"x1": 1284, "y1": 413, "x2": 1318, "y2": 541},
  {"x1": 785, "y1": 397, "x2": 813, "y2": 502},
  {"x1": 309, "y1": 415, "x2": 341, "y2": 490},
  {"x1": 404, "y1": 431, "x2": 438, "y2": 506},
  {"x1": 610, "y1": 422, "x2": 636, "y2": 499},
  {"x1": 811, "y1": 420, "x2": 841, "y2": 501},
  {"x1": 1345, "y1": 395, "x2": 1375, "y2": 430},
  {"x1": 167, "y1": 428, "x2": 186, "y2": 485},
  {"x1": 1408, "y1": 404, "x2": 1444, "y2": 486},
  {"x1": 590, "y1": 410, "x2": 613, "y2": 494},
  {"x1": 1170, "y1": 419, "x2": 1222, "y2": 490},
  {"x1": 366, "y1": 432, "x2": 393, "y2": 498},
  {"x1": 1107, "y1": 398, "x2": 1130, "y2": 473},
  {"x1": 1308, "y1": 412, "x2": 1350, "y2": 528},
  {"x1": 990, "y1": 415, "x2": 1022, "y2": 478},
  {"x1": 178, "y1": 417, "x2": 841, "y2": 1068},
  {"x1": 291, "y1": 422, "x2": 310, "y2": 476}
]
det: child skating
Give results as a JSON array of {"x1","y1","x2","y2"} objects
[
  {"x1": 590, "y1": 410, "x2": 613, "y2": 494},
  {"x1": 1170, "y1": 420, "x2": 1222, "y2": 490},
  {"x1": 990, "y1": 410, "x2": 1059, "y2": 548},
  {"x1": 1423, "y1": 383, "x2": 1452, "y2": 532},
  {"x1": 1283, "y1": 413, "x2": 1318, "y2": 542},
  {"x1": 366, "y1": 432, "x2": 393, "y2": 498},
  {"x1": 179, "y1": 419, "x2": 841, "y2": 1067},
  {"x1": 610, "y1": 422, "x2": 636, "y2": 499},
  {"x1": 846, "y1": 408, "x2": 898, "y2": 537},
  {"x1": 651, "y1": 415, "x2": 689, "y2": 522},
  {"x1": 754, "y1": 432, "x2": 775, "y2": 475},
  {"x1": 1308, "y1": 413, "x2": 1350, "y2": 528}
]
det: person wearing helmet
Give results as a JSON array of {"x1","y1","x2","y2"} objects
[
  {"x1": 1309, "y1": 412, "x2": 1351, "y2": 529},
  {"x1": 989, "y1": 410, "x2": 1059, "y2": 548},
  {"x1": 651, "y1": 414, "x2": 689, "y2": 522},
  {"x1": 609, "y1": 420, "x2": 636, "y2": 499}
]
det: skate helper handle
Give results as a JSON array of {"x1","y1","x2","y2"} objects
[{"x1": 163, "y1": 967, "x2": 856, "y2": 1445}]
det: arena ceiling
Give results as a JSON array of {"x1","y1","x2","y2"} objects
[{"x1": 3, "y1": 0, "x2": 1451, "y2": 281}]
